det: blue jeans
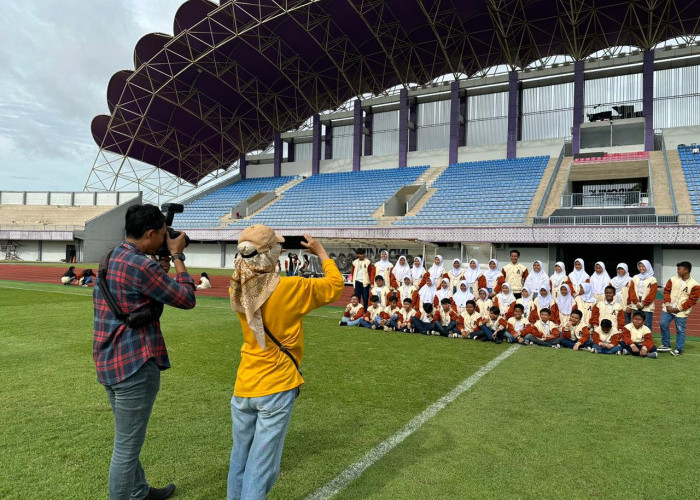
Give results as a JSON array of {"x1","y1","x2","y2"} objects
[
  {"x1": 592, "y1": 344, "x2": 622, "y2": 354},
  {"x1": 660, "y1": 311, "x2": 688, "y2": 351},
  {"x1": 340, "y1": 317, "x2": 361, "y2": 326},
  {"x1": 560, "y1": 338, "x2": 592, "y2": 349},
  {"x1": 412, "y1": 319, "x2": 434, "y2": 334},
  {"x1": 620, "y1": 342, "x2": 658, "y2": 355},
  {"x1": 639, "y1": 310, "x2": 653, "y2": 330},
  {"x1": 523, "y1": 333, "x2": 560, "y2": 347},
  {"x1": 480, "y1": 324, "x2": 504, "y2": 341},
  {"x1": 104, "y1": 359, "x2": 161, "y2": 500},
  {"x1": 228, "y1": 388, "x2": 297, "y2": 500},
  {"x1": 433, "y1": 320, "x2": 458, "y2": 337},
  {"x1": 358, "y1": 318, "x2": 381, "y2": 329}
]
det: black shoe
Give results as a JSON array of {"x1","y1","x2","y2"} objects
[
  {"x1": 144, "y1": 484, "x2": 176, "y2": 500},
  {"x1": 670, "y1": 349, "x2": 682, "y2": 356},
  {"x1": 494, "y1": 339, "x2": 502, "y2": 344}
]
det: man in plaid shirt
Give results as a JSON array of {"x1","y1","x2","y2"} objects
[{"x1": 93, "y1": 204, "x2": 196, "y2": 500}]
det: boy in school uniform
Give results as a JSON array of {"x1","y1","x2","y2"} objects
[
  {"x1": 370, "y1": 275, "x2": 392, "y2": 308},
  {"x1": 620, "y1": 311, "x2": 658, "y2": 358},
  {"x1": 458, "y1": 300, "x2": 482, "y2": 339},
  {"x1": 559, "y1": 309, "x2": 592, "y2": 350},
  {"x1": 411, "y1": 302, "x2": 439, "y2": 335},
  {"x1": 339, "y1": 294, "x2": 364, "y2": 327},
  {"x1": 433, "y1": 298, "x2": 460, "y2": 337},
  {"x1": 522, "y1": 308, "x2": 561, "y2": 348},
  {"x1": 659, "y1": 261, "x2": 700, "y2": 355},
  {"x1": 590, "y1": 319, "x2": 622, "y2": 355},
  {"x1": 351, "y1": 249, "x2": 373, "y2": 310},
  {"x1": 590, "y1": 285, "x2": 626, "y2": 330},
  {"x1": 381, "y1": 295, "x2": 402, "y2": 331},
  {"x1": 358, "y1": 295, "x2": 383, "y2": 330},
  {"x1": 475, "y1": 306, "x2": 509, "y2": 344},
  {"x1": 497, "y1": 249, "x2": 529, "y2": 298},
  {"x1": 395, "y1": 298, "x2": 419, "y2": 333},
  {"x1": 505, "y1": 304, "x2": 530, "y2": 344}
]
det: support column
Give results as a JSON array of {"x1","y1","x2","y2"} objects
[
  {"x1": 220, "y1": 243, "x2": 226, "y2": 268},
  {"x1": 287, "y1": 139, "x2": 295, "y2": 163},
  {"x1": 507, "y1": 70, "x2": 519, "y2": 159},
  {"x1": 353, "y1": 99, "x2": 362, "y2": 172},
  {"x1": 273, "y1": 132, "x2": 282, "y2": 177},
  {"x1": 324, "y1": 123, "x2": 333, "y2": 160},
  {"x1": 460, "y1": 90, "x2": 468, "y2": 149},
  {"x1": 517, "y1": 80, "x2": 524, "y2": 142},
  {"x1": 312, "y1": 114, "x2": 321, "y2": 175},
  {"x1": 572, "y1": 60, "x2": 585, "y2": 156},
  {"x1": 398, "y1": 88, "x2": 409, "y2": 167},
  {"x1": 239, "y1": 154, "x2": 247, "y2": 179},
  {"x1": 408, "y1": 97, "x2": 418, "y2": 152},
  {"x1": 449, "y1": 80, "x2": 460, "y2": 165},
  {"x1": 364, "y1": 108, "x2": 373, "y2": 156},
  {"x1": 643, "y1": 50, "x2": 655, "y2": 151}
]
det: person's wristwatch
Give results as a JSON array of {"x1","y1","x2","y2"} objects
[{"x1": 171, "y1": 253, "x2": 186, "y2": 262}]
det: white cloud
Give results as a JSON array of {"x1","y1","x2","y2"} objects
[{"x1": 0, "y1": 0, "x2": 183, "y2": 191}]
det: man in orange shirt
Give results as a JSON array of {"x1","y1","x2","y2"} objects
[{"x1": 228, "y1": 227, "x2": 344, "y2": 500}]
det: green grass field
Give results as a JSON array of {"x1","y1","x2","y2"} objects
[{"x1": 0, "y1": 280, "x2": 698, "y2": 500}]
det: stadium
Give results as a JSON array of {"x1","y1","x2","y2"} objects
[{"x1": 1, "y1": 1, "x2": 700, "y2": 499}]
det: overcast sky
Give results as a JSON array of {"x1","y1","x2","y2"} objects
[{"x1": 0, "y1": 0, "x2": 184, "y2": 192}]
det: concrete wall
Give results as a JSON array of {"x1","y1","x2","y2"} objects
[
  {"x1": 458, "y1": 143, "x2": 506, "y2": 162},
  {"x1": 82, "y1": 197, "x2": 142, "y2": 262},
  {"x1": 662, "y1": 125, "x2": 700, "y2": 149},
  {"x1": 661, "y1": 248, "x2": 700, "y2": 285},
  {"x1": 13, "y1": 240, "x2": 40, "y2": 261},
  {"x1": 186, "y1": 242, "x2": 224, "y2": 268},
  {"x1": 516, "y1": 138, "x2": 565, "y2": 159},
  {"x1": 281, "y1": 161, "x2": 312, "y2": 177},
  {"x1": 42, "y1": 241, "x2": 74, "y2": 261},
  {"x1": 247, "y1": 164, "x2": 275, "y2": 178}
]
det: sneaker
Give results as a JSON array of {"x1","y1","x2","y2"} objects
[
  {"x1": 338, "y1": 321, "x2": 344, "y2": 326},
  {"x1": 657, "y1": 345, "x2": 672, "y2": 352},
  {"x1": 371, "y1": 325, "x2": 377, "y2": 330},
  {"x1": 494, "y1": 339, "x2": 502, "y2": 344},
  {"x1": 472, "y1": 336, "x2": 479, "y2": 340},
  {"x1": 647, "y1": 351, "x2": 658, "y2": 359},
  {"x1": 143, "y1": 484, "x2": 176, "y2": 500},
  {"x1": 552, "y1": 344, "x2": 561, "y2": 349},
  {"x1": 621, "y1": 349, "x2": 629, "y2": 355},
  {"x1": 670, "y1": 349, "x2": 682, "y2": 356},
  {"x1": 383, "y1": 326, "x2": 390, "y2": 332},
  {"x1": 591, "y1": 348, "x2": 598, "y2": 354},
  {"x1": 616, "y1": 350, "x2": 622, "y2": 355}
]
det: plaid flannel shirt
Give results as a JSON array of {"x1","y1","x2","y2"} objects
[{"x1": 93, "y1": 241, "x2": 196, "y2": 386}]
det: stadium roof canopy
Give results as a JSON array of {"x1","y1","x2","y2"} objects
[{"x1": 93, "y1": 0, "x2": 700, "y2": 184}]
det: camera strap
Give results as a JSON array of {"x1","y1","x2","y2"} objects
[
  {"x1": 262, "y1": 323, "x2": 302, "y2": 376},
  {"x1": 98, "y1": 249, "x2": 129, "y2": 323}
]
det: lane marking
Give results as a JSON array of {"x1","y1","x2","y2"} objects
[{"x1": 305, "y1": 345, "x2": 520, "y2": 500}]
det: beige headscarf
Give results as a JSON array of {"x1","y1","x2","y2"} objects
[{"x1": 230, "y1": 240, "x2": 282, "y2": 349}]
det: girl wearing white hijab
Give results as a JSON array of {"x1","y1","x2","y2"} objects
[
  {"x1": 374, "y1": 250, "x2": 393, "y2": 288},
  {"x1": 398, "y1": 275, "x2": 417, "y2": 306},
  {"x1": 484, "y1": 259, "x2": 501, "y2": 296},
  {"x1": 550, "y1": 261, "x2": 572, "y2": 299},
  {"x1": 569, "y1": 258, "x2": 590, "y2": 294},
  {"x1": 464, "y1": 259, "x2": 487, "y2": 297},
  {"x1": 418, "y1": 276, "x2": 437, "y2": 311},
  {"x1": 556, "y1": 283, "x2": 574, "y2": 326},
  {"x1": 452, "y1": 280, "x2": 475, "y2": 314},
  {"x1": 428, "y1": 255, "x2": 447, "y2": 282},
  {"x1": 589, "y1": 261, "x2": 612, "y2": 301},
  {"x1": 574, "y1": 282, "x2": 597, "y2": 326},
  {"x1": 411, "y1": 257, "x2": 426, "y2": 287},
  {"x1": 476, "y1": 287, "x2": 493, "y2": 320},
  {"x1": 524, "y1": 260, "x2": 549, "y2": 294},
  {"x1": 392, "y1": 255, "x2": 412, "y2": 288},
  {"x1": 494, "y1": 282, "x2": 517, "y2": 318},
  {"x1": 449, "y1": 259, "x2": 465, "y2": 292},
  {"x1": 610, "y1": 263, "x2": 633, "y2": 314},
  {"x1": 435, "y1": 278, "x2": 454, "y2": 309},
  {"x1": 630, "y1": 259, "x2": 657, "y2": 330},
  {"x1": 528, "y1": 285, "x2": 559, "y2": 324},
  {"x1": 516, "y1": 286, "x2": 534, "y2": 318}
]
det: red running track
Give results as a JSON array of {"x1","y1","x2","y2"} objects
[{"x1": 1, "y1": 264, "x2": 698, "y2": 336}]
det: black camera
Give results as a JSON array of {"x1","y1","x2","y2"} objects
[{"x1": 156, "y1": 203, "x2": 190, "y2": 257}]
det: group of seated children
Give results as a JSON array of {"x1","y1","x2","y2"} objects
[{"x1": 60, "y1": 266, "x2": 94, "y2": 287}]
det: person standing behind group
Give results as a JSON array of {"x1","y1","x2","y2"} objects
[
  {"x1": 410, "y1": 257, "x2": 426, "y2": 287},
  {"x1": 448, "y1": 259, "x2": 465, "y2": 292},
  {"x1": 610, "y1": 263, "x2": 633, "y2": 322},
  {"x1": 392, "y1": 255, "x2": 412, "y2": 290},
  {"x1": 550, "y1": 262, "x2": 573, "y2": 299},
  {"x1": 568, "y1": 258, "x2": 589, "y2": 295},
  {"x1": 628, "y1": 260, "x2": 657, "y2": 331},
  {"x1": 351, "y1": 249, "x2": 373, "y2": 310},
  {"x1": 426, "y1": 255, "x2": 448, "y2": 285},
  {"x1": 464, "y1": 259, "x2": 487, "y2": 297},
  {"x1": 374, "y1": 250, "x2": 393, "y2": 288},
  {"x1": 589, "y1": 262, "x2": 611, "y2": 302},
  {"x1": 659, "y1": 261, "x2": 700, "y2": 356},
  {"x1": 484, "y1": 259, "x2": 501, "y2": 297},
  {"x1": 228, "y1": 229, "x2": 343, "y2": 500},
  {"x1": 523, "y1": 260, "x2": 549, "y2": 297},
  {"x1": 498, "y1": 249, "x2": 528, "y2": 298}
]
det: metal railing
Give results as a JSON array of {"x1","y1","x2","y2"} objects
[
  {"x1": 531, "y1": 214, "x2": 694, "y2": 226},
  {"x1": 405, "y1": 183, "x2": 427, "y2": 213},
  {"x1": 661, "y1": 136, "x2": 679, "y2": 215},
  {"x1": 560, "y1": 191, "x2": 651, "y2": 208}
]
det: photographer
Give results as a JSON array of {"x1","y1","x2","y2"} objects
[
  {"x1": 93, "y1": 204, "x2": 196, "y2": 500},
  {"x1": 228, "y1": 226, "x2": 344, "y2": 500}
]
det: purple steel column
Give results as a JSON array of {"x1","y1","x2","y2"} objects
[
  {"x1": 572, "y1": 60, "x2": 585, "y2": 155},
  {"x1": 287, "y1": 138, "x2": 295, "y2": 163},
  {"x1": 460, "y1": 90, "x2": 467, "y2": 148},
  {"x1": 507, "y1": 71, "x2": 519, "y2": 158},
  {"x1": 239, "y1": 154, "x2": 247, "y2": 180},
  {"x1": 408, "y1": 97, "x2": 418, "y2": 152},
  {"x1": 311, "y1": 113, "x2": 321, "y2": 175},
  {"x1": 398, "y1": 88, "x2": 408, "y2": 167},
  {"x1": 364, "y1": 107, "x2": 373, "y2": 156},
  {"x1": 643, "y1": 50, "x2": 655, "y2": 151},
  {"x1": 273, "y1": 131, "x2": 282, "y2": 177},
  {"x1": 324, "y1": 123, "x2": 333, "y2": 159},
  {"x1": 353, "y1": 99, "x2": 362, "y2": 172},
  {"x1": 449, "y1": 80, "x2": 460, "y2": 165}
]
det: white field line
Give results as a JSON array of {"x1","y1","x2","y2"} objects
[{"x1": 305, "y1": 345, "x2": 520, "y2": 500}]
